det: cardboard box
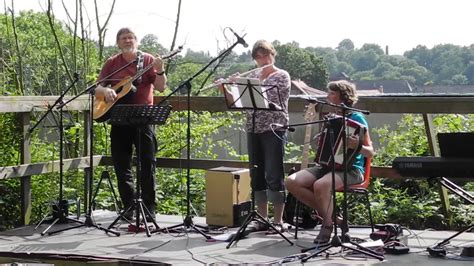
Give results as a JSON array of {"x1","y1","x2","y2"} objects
[{"x1": 205, "y1": 167, "x2": 251, "y2": 226}]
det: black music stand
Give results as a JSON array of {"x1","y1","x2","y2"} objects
[
  {"x1": 300, "y1": 102, "x2": 383, "y2": 262},
  {"x1": 223, "y1": 78, "x2": 293, "y2": 248},
  {"x1": 106, "y1": 104, "x2": 171, "y2": 237}
]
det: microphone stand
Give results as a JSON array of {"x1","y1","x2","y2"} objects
[
  {"x1": 44, "y1": 62, "x2": 137, "y2": 236},
  {"x1": 32, "y1": 75, "x2": 87, "y2": 235},
  {"x1": 301, "y1": 101, "x2": 383, "y2": 262},
  {"x1": 152, "y1": 36, "x2": 246, "y2": 238}
]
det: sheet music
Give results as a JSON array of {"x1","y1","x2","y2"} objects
[{"x1": 227, "y1": 77, "x2": 269, "y2": 109}]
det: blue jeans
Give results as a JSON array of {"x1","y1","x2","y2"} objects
[{"x1": 247, "y1": 130, "x2": 286, "y2": 205}]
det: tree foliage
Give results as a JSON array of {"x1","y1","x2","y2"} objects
[
  {"x1": 0, "y1": 11, "x2": 99, "y2": 96},
  {"x1": 368, "y1": 114, "x2": 474, "y2": 229},
  {"x1": 274, "y1": 41, "x2": 329, "y2": 88}
]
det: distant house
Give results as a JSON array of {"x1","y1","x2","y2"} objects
[
  {"x1": 330, "y1": 72, "x2": 351, "y2": 81},
  {"x1": 291, "y1": 80, "x2": 326, "y2": 95},
  {"x1": 357, "y1": 88, "x2": 383, "y2": 96},
  {"x1": 415, "y1": 85, "x2": 474, "y2": 94},
  {"x1": 353, "y1": 80, "x2": 413, "y2": 93},
  {"x1": 291, "y1": 79, "x2": 383, "y2": 96},
  {"x1": 330, "y1": 73, "x2": 413, "y2": 94}
]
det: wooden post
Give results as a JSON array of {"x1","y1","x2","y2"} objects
[
  {"x1": 19, "y1": 112, "x2": 32, "y2": 225},
  {"x1": 423, "y1": 114, "x2": 451, "y2": 226}
]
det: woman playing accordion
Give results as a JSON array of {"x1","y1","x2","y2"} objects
[{"x1": 285, "y1": 80, "x2": 375, "y2": 244}]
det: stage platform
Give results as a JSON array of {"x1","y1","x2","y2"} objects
[{"x1": 0, "y1": 210, "x2": 472, "y2": 265}]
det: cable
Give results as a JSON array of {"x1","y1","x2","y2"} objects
[
  {"x1": 402, "y1": 226, "x2": 428, "y2": 249},
  {"x1": 269, "y1": 125, "x2": 289, "y2": 143}
]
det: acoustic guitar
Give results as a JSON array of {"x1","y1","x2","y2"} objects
[
  {"x1": 93, "y1": 48, "x2": 182, "y2": 122},
  {"x1": 300, "y1": 102, "x2": 318, "y2": 170}
]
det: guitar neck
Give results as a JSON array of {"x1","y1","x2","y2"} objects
[
  {"x1": 130, "y1": 49, "x2": 181, "y2": 84},
  {"x1": 300, "y1": 124, "x2": 312, "y2": 169},
  {"x1": 129, "y1": 62, "x2": 155, "y2": 84},
  {"x1": 300, "y1": 102, "x2": 317, "y2": 170}
]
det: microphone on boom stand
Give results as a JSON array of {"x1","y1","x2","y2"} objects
[{"x1": 228, "y1": 28, "x2": 248, "y2": 48}]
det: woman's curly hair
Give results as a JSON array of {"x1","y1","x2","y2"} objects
[{"x1": 327, "y1": 80, "x2": 358, "y2": 107}]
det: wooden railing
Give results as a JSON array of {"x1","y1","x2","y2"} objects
[{"x1": 2, "y1": 94, "x2": 474, "y2": 225}]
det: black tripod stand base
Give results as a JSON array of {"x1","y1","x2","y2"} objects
[
  {"x1": 301, "y1": 235, "x2": 384, "y2": 262},
  {"x1": 38, "y1": 217, "x2": 82, "y2": 236},
  {"x1": 151, "y1": 215, "x2": 211, "y2": 239},
  {"x1": 427, "y1": 223, "x2": 473, "y2": 257},
  {"x1": 46, "y1": 215, "x2": 120, "y2": 236},
  {"x1": 108, "y1": 199, "x2": 159, "y2": 237},
  {"x1": 226, "y1": 211, "x2": 293, "y2": 249}
]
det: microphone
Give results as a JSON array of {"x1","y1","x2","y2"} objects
[
  {"x1": 229, "y1": 28, "x2": 248, "y2": 48},
  {"x1": 272, "y1": 123, "x2": 295, "y2": 132},
  {"x1": 294, "y1": 95, "x2": 326, "y2": 104},
  {"x1": 339, "y1": 103, "x2": 370, "y2": 115}
]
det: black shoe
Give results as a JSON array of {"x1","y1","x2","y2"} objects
[
  {"x1": 313, "y1": 224, "x2": 333, "y2": 244},
  {"x1": 248, "y1": 220, "x2": 270, "y2": 232}
]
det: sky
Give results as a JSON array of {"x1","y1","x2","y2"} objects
[{"x1": 4, "y1": 0, "x2": 474, "y2": 56}]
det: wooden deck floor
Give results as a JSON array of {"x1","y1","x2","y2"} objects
[{"x1": 0, "y1": 210, "x2": 472, "y2": 265}]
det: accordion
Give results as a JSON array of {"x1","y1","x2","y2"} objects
[{"x1": 315, "y1": 115, "x2": 366, "y2": 169}]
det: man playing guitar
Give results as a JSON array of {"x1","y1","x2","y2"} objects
[{"x1": 94, "y1": 27, "x2": 167, "y2": 222}]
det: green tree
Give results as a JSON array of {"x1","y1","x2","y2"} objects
[
  {"x1": 350, "y1": 49, "x2": 380, "y2": 72},
  {"x1": 335, "y1": 39, "x2": 355, "y2": 64},
  {"x1": 165, "y1": 60, "x2": 213, "y2": 95},
  {"x1": 404, "y1": 45, "x2": 433, "y2": 70},
  {"x1": 274, "y1": 41, "x2": 328, "y2": 88},
  {"x1": 360, "y1": 43, "x2": 384, "y2": 55},
  {"x1": 308, "y1": 47, "x2": 339, "y2": 76},
  {"x1": 1, "y1": 11, "x2": 99, "y2": 96},
  {"x1": 372, "y1": 61, "x2": 398, "y2": 78},
  {"x1": 450, "y1": 74, "x2": 468, "y2": 85},
  {"x1": 397, "y1": 58, "x2": 433, "y2": 85},
  {"x1": 463, "y1": 61, "x2": 474, "y2": 84},
  {"x1": 334, "y1": 61, "x2": 355, "y2": 77},
  {"x1": 337, "y1": 38, "x2": 355, "y2": 51},
  {"x1": 140, "y1": 34, "x2": 167, "y2": 55},
  {"x1": 183, "y1": 49, "x2": 212, "y2": 64}
]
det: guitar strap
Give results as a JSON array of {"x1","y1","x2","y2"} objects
[{"x1": 134, "y1": 50, "x2": 145, "y2": 85}]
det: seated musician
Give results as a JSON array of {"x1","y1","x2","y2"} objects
[{"x1": 285, "y1": 80, "x2": 375, "y2": 244}]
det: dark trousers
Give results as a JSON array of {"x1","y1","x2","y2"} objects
[
  {"x1": 247, "y1": 130, "x2": 286, "y2": 204},
  {"x1": 111, "y1": 124, "x2": 157, "y2": 210}
]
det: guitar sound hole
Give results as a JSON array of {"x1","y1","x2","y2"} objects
[{"x1": 116, "y1": 86, "x2": 123, "y2": 93}]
